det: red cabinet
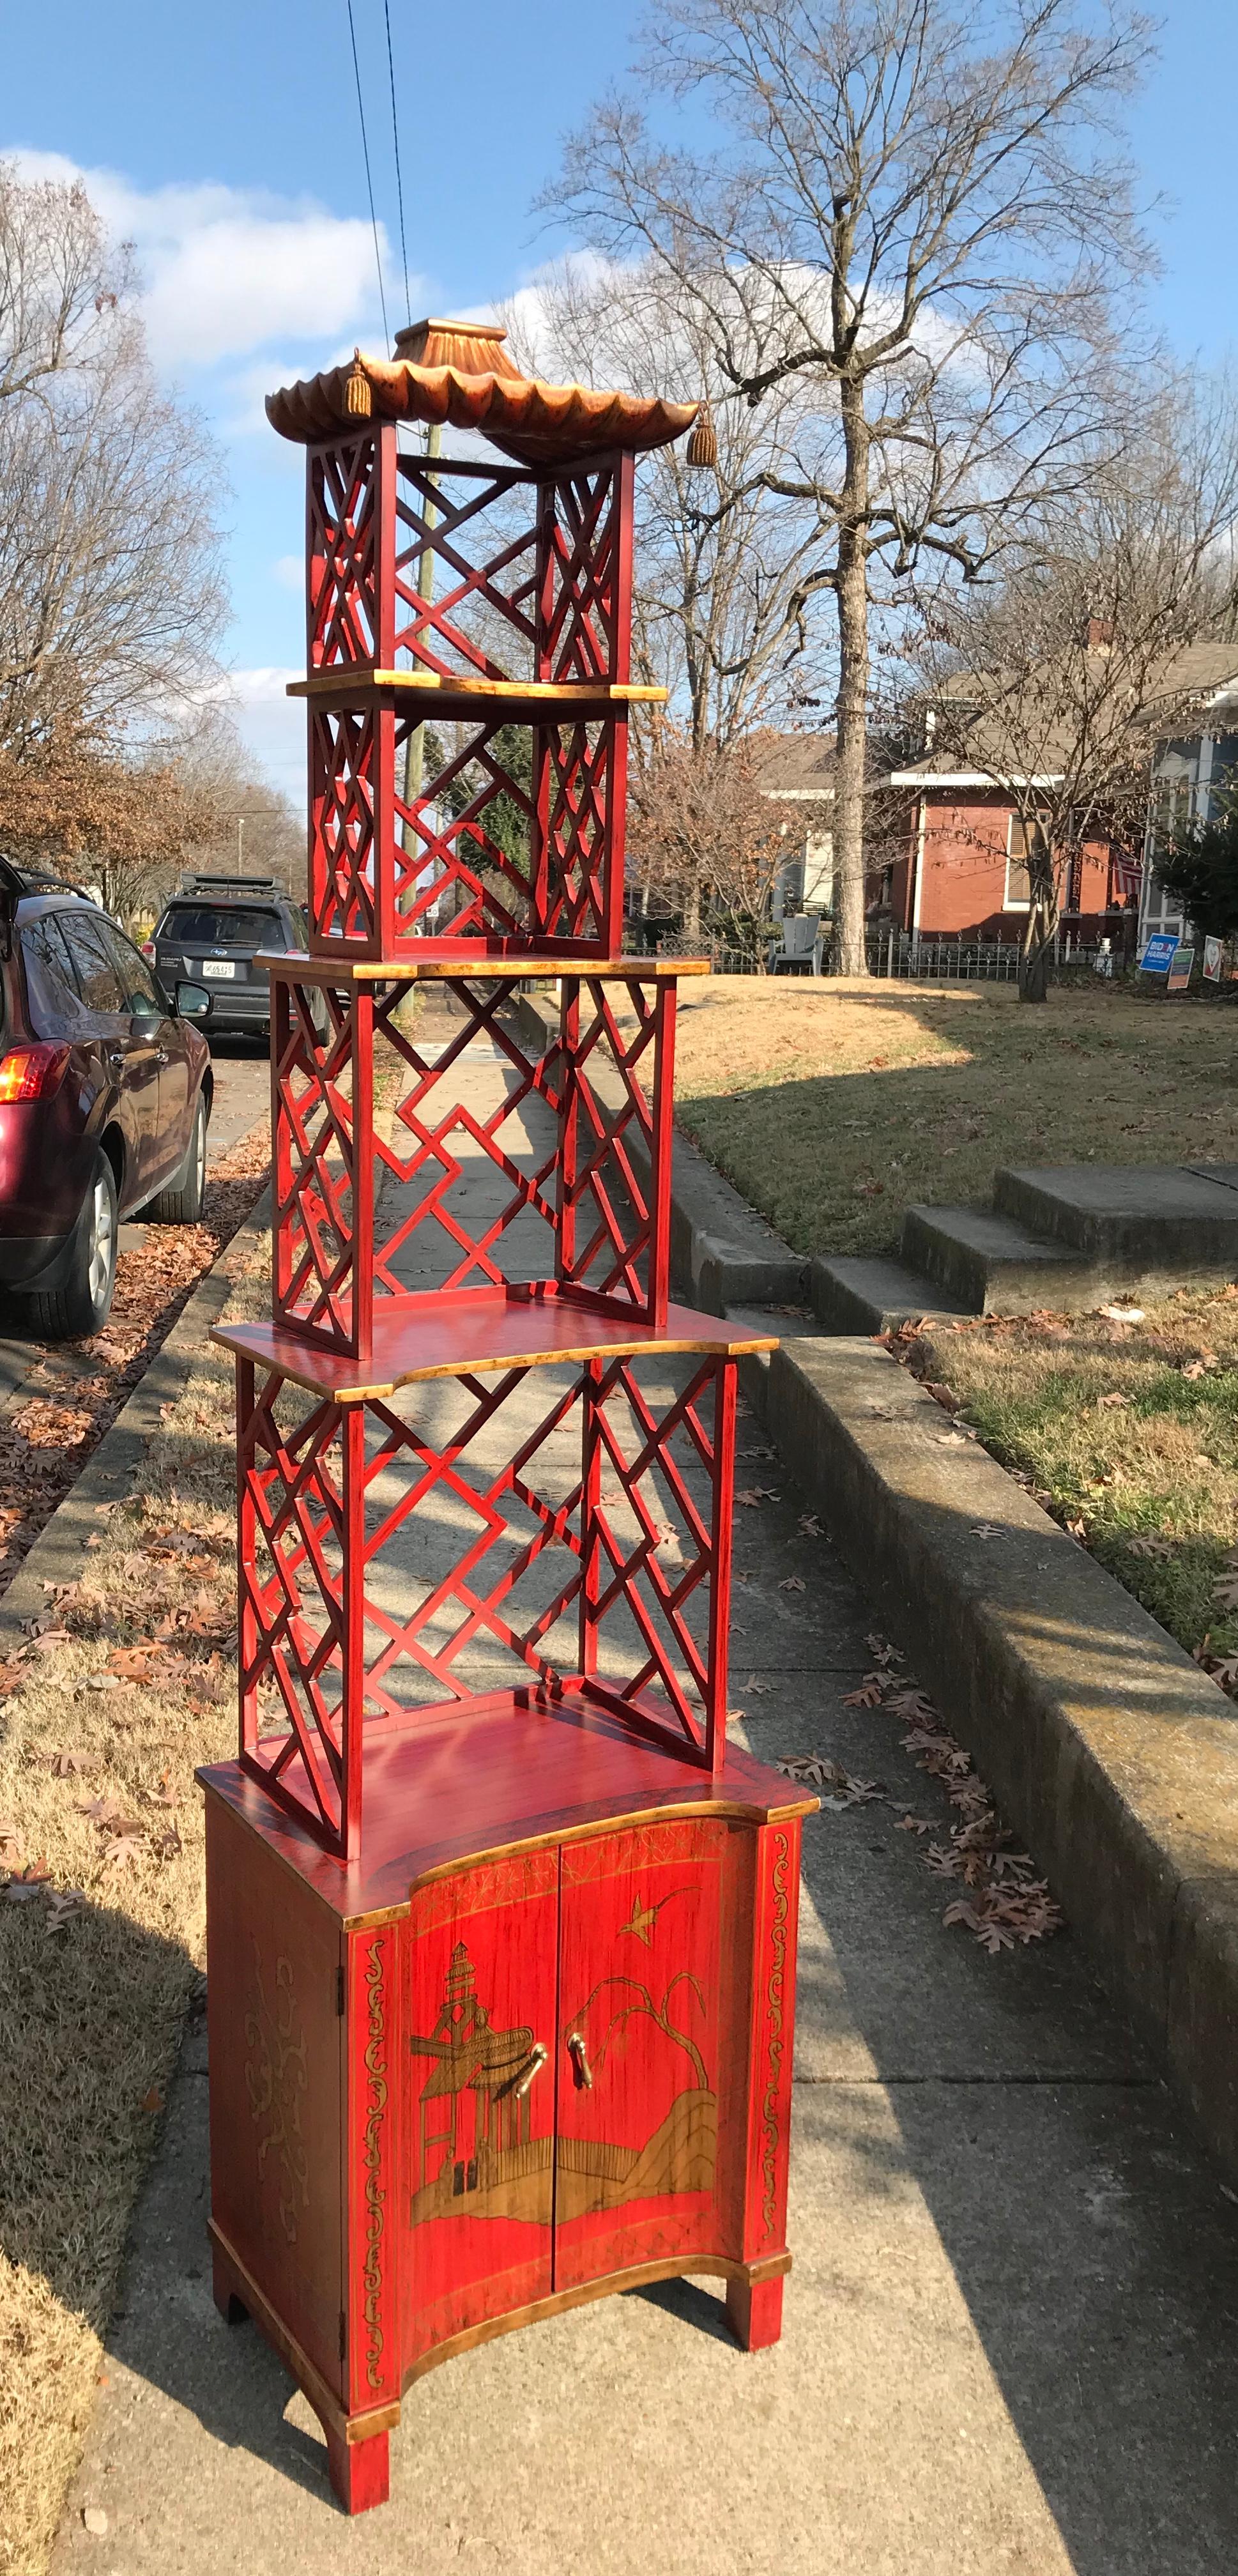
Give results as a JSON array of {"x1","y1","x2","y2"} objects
[{"x1": 203, "y1": 1719, "x2": 809, "y2": 2514}]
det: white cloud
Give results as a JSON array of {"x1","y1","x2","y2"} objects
[{"x1": 6, "y1": 148, "x2": 415, "y2": 373}]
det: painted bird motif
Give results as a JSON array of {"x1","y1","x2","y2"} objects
[{"x1": 619, "y1": 1887, "x2": 694, "y2": 1947}]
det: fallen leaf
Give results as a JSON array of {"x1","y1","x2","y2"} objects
[
  {"x1": 883, "y1": 1688, "x2": 938, "y2": 1724},
  {"x1": 140, "y1": 2085, "x2": 164, "y2": 2114},
  {"x1": 842, "y1": 1678, "x2": 885, "y2": 1708},
  {"x1": 778, "y1": 1575, "x2": 806, "y2": 1594},
  {"x1": 0, "y1": 1819, "x2": 22, "y2": 1864},
  {"x1": 797, "y1": 1514, "x2": 823, "y2": 1537},
  {"x1": 896, "y1": 1815, "x2": 934, "y2": 1835},
  {"x1": 107, "y1": 1646, "x2": 158, "y2": 1681},
  {"x1": 970, "y1": 1522, "x2": 1005, "y2": 1540},
  {"x1": 921, "y1": 1381, "x2": 961, "y2": 1412},
  {"x1": 1096, "y1": 1391, "x2": 1129, "y2": 1411},
  {"x1": 1127, "y1": 1535, "x2": 1173, "y2": 1560},
  {"x1": 1212, "y1": 1572, "x2": 1238, "y2": 1612},
  {"x1": 45, "y1": 1889, "x2": 84, "y2": 1935},
  {"x1": 1099, "y1": 1303, "x2": 1144, "y2": 1323}
]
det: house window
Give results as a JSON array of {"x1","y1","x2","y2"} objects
[{"x1": 1004, "y1": 813, "x2": 1048, "y2": 911}]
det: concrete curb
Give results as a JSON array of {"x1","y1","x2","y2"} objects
[
  {"x1": 512, "y1": 985, "x2": 807, "y2": 1311},
  {"x1": 756, "y1": 1333, "x2": 1238, "y2": 2184},
  {"x1": 0, "y1": 1185, "x2": 270, "y2": 1651}
]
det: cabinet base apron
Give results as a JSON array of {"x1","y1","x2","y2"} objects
[{"x1": 211, "y1": 2216, "x2": 790, "y2": 2510}]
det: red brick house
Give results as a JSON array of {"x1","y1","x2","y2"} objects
[{"x1": 878, "y1": 746, "x2": 1125, "y2": 945}]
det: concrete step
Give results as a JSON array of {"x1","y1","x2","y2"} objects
[
  {"x1": 899, "y1": 1204, "x2": 1097, "y2": 1312},
  {"x1": 809, "y1": 1254, "x2": 973, "y2": 1336},
  {"x1": 993, "y1": 1165, "x2": 1238, "y2": 1286}
]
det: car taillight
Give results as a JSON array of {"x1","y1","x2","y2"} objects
[
  {"x1": 0, "y1": 1043, "x2": 71, "y2": 1102},
  {"x1": 141, "y1": 939, "x2": 156, "y2": 958}
]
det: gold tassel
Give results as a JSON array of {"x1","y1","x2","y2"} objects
[
  {"x1": 687, "y1": 403, "x2": 718, "y2": 471},
  {"x1": 345, "y1": 350, "x2": 372, "y2": 418}
]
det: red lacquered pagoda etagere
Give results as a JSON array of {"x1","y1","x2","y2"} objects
[{"x1": 197, "y1": 319, "x2": 816, "y2": 2515}]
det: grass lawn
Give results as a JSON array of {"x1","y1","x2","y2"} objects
[
  {"x1": 903, "y1": 1292, "x2": 1238, "y2": 1680},
  {"x1": 0, "y1": 1225, "x2": 268, "y2": 2575},
  {"x1": 671, "y1": 976, "x2": 1238, "y2": 1679},
  {"x1": 671, "y1": 976, "x2": 1238, "y2": 1258}
]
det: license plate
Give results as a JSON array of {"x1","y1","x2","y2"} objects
[{"x1": 200, "y1": 959, "x2": 236, "y2": 979}]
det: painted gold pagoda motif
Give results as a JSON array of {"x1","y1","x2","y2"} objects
[{"x1": 408, "y1": 1943, "x2": 717, "y2": 2228}]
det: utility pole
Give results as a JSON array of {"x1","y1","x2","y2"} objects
[{"x1": 400, "y1": 419, "x2": 441, "y2": 916}]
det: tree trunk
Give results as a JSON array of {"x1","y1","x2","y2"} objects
[
  {"x1": 1019, "y1": 874, "x2": 1059, "y2": 1002},
  {"x1": 831, "y1": 378, "x2": 870, "y2": 978}
]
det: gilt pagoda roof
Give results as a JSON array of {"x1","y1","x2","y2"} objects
[{"x1": 266, "y1": 316, "x2": 698, "y2": 466}]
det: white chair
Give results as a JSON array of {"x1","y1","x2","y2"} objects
[{"x1": 770, "y1": 911, "x2": 823, "y2": 974}]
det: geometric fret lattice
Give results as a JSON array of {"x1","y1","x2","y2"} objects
[
  {"x1": 271, "y1": 970, "x2": 675, "y2": 1355},
  {"x1": 237, "y1": 1351, "x2": 735, "y2": 1858},
  {"x1": 308, "y1": 436, "x2": 630, "y2": 690},
  {"x1": 308, "y1": 709, "x2": 621, "y2": 958},
  {"x1": 302, "y1": 428, "x2": 633, "y2": 958}
]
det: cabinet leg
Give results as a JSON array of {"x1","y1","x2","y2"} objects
[
  {"x1": 325, "y1": 2425, "x2": 390, "y2": 2516},
  {"x1": 726, "y1": 2271, "x2": 784, "y2": 2352},
  {"x1": 211, "y1": 2241, "x2": 248, "y2": 2327}
]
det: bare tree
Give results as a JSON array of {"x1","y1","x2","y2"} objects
[
  {"x1": 546, "y1": 0, "x2": 1156, "y2": 972},
  {"x1": 507, "y1": 261, "x2": 830, "y2": 747},
  {"x1": 907, "y1": 383, "x2": 1238, "y2": 999},
  {"x1": 629, "y1": 723, "x2": 799, "y2": 958},
  {"x1": 0, "y1": 158, "x2": 227, "y2": 756}
]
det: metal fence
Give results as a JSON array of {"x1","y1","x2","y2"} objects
[{"x1": 647, "y1": 928, "x2": 1113, "y2": 981}]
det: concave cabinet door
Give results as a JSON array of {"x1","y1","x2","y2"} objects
[
  {"x1": 402, "y1": 1848, "x2": 558, "y2": 2365},
  {"x1": 554, "y1": 1818, "x2": 745, "y2": 2290}
]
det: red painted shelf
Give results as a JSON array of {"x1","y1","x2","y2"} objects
[
  {"x1": 199, "y1": 1683, "x2": 814, "y2": 1927},
  {"x1": 215, "y1": 1290, "x2": 775, "y2": 1402}
]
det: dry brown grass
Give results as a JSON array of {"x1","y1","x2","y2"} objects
[
  {"x1": 670, "y1": 976, "x2": 1238, "y2": 1257},
  {"x1": 0, "y1": 1222, "x2": 270, "y2": 2575},
  {"x1": 899, "y1": 1288, "x2": 1238, "y2": 1674}
]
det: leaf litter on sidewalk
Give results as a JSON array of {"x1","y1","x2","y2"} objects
[{"x1": 779, "y1": 1642, "x2": 1063, "y2": 1958}]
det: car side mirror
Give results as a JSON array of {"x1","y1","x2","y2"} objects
[{"x1": 176, "y1": 982, "x2": 213, "y2": 1027}]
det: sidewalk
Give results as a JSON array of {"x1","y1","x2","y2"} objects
[{"x1": 50, "y1": 1007, "x2": 1238, "y2": 2574}]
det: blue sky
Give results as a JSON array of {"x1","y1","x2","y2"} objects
[{"x1": 2, "y1": 0, "x2": 1233, "y2": 796}]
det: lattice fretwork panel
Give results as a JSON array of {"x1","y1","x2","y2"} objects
[
  {"x1": 271, "y1": 977, "x2": 369, "y2": 1349},
  {"x1": 390, "y1": 716, "x2": 540, "y2": 942},
  {"x1": 307, "y1": 430, "x2": 386, "y2": 668},
  {"x1": 306, "y1": 705, "x2": 621, "y2": 958},
  {"x1": 270, "y1": 970, "x2": 675, "y2": 1351},
  {"x1": 237, "y1": 1351, "x2": 734, "y2": 1858},
  {"x1": 392, "y1": 456, "x2": 539, "y2": 684},
  {"x1": 537, "y1": 721, "x2": 621, "y2": 947},
  {"x1": 537, "y1": 460, "x2": 631, "y2": 684},
  {"x1": 308, "y1": 703, "x2": 386, "y2": 950}
]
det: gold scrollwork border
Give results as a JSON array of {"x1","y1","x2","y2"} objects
[
  {"x1": 361, "y1": 1934, "x2": 388, "y2": 2390},
  {"x1": 759, "y1": 1832, "x2": 790, "y2": 2242}
]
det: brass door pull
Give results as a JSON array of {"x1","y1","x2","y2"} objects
[
  {"x1": 511, "y1": 2042, "x2": 547, "y2": 2101},
  {"x1": 567, "y1": 2032, "x2": 593, "y2": 2090}
]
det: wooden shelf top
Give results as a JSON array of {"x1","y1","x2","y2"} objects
[
  {"x1": 287, "y1": 668, "x2": 666, "y2": 708},
  {"x1": 214, "y1": 1292, "x2": 777, "y2": 1403},
  {"x1": 256, "y1": 947, "x2": 710, "y2": 983},
  {"x1": 199, "y1": 1684, "x2": 817, "y2": 1922}
]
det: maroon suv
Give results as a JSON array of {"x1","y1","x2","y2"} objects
[{"x1": 0, "y1": 867, "x2": 214, "y2": 1338}]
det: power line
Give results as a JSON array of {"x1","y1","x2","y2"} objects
[
  {"x1": 383, "y1": 0, "x2": 412, "y2": 329},
  {"x1": 346, "y1": 0, "x2": 390, "y2": 349}
]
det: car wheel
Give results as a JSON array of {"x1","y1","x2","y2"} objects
[
  {"x1": 24, "y1": 1151, "x2": 118, "y2": 1340},
  {"x1": 147, "y1": 1096, "x2": 208, "y2": 1223}
]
